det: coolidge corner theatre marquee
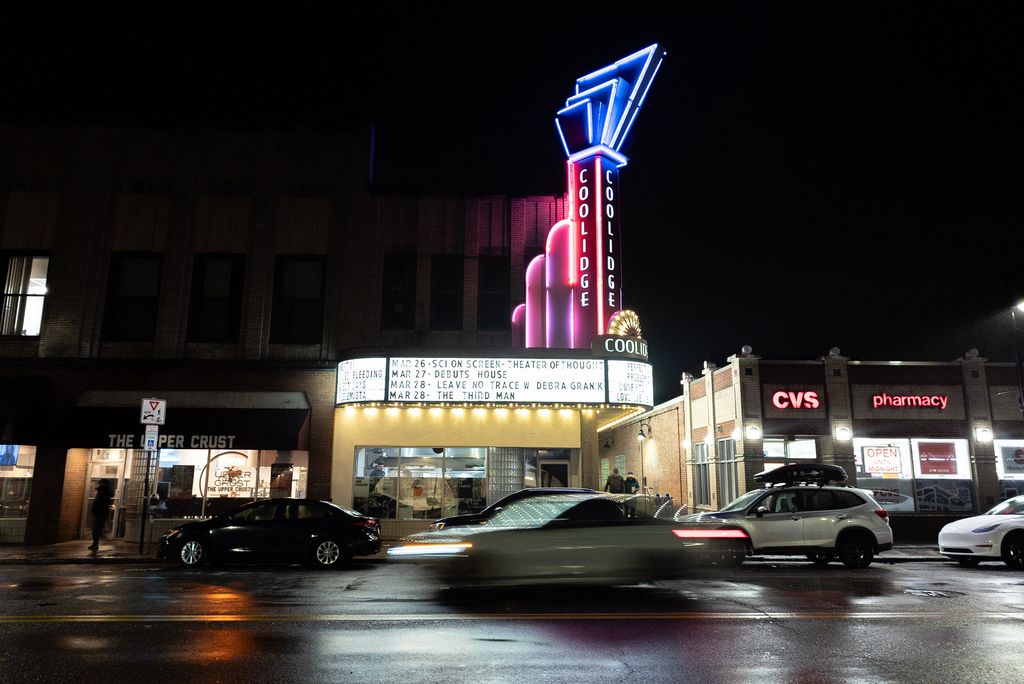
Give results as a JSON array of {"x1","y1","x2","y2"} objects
[{"x1": 331, "y1": 45, "x2": 664, "y2": 538}]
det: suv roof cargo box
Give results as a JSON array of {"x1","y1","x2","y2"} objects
[{"x1": 753, "y1": 463, "x2": 847, "y2": 486}]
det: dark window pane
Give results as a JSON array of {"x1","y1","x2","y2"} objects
[
  {"x1": 188, "y1": 255, "x2": 245, "y2": 342},
  {"x1": 103, "y1": 254, "x2": 161, "y2": 341},
  {"x1": 381, "y1": 253, "x2": 416, "y2": 330},
  {"x1": 477, "y1": 256, "x2": 509, "y2": 331},
  {"x1": 430, "y1": 255, "x2": 463, "y2": 330},
  {"x1": 270, "y1": 257, "x2": 324, "y2": 343}
]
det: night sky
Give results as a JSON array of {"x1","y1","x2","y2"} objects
[{"x1": 4, "y1": 4, "x2": 1023, "y2": 404}]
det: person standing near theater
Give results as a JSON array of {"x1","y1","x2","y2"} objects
[
  {"x1": 89, "y1": 479, "x2": 114, "y2": 551},
  {"x1": 624, "y1": 471, "x2": 641, "y2": 517},
  {"x1": 605, "y1": 468, "x2": 625, "y2": 494}
]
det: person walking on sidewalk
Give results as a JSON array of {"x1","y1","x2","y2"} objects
[
  {"x1": 605, "y1": 468, "x2": 625, "y2": 494},
  {"x1": 89, "y1": 479, "x2": 114, "y2": 551}
]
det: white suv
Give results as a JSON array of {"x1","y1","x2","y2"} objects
[{"x1": 674, "y1": 464, "x2": 894, "y2": 568}]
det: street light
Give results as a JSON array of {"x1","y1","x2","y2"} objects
[
  {"x1": 637, "y1": 418, "x2": 652, "y2": 495},
  {"x1": 1013, "y1": 300, "x2": 1024, "y2": 415}
]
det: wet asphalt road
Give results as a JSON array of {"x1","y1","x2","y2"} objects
[{"x1": 0, "y1": 558, "x2": 1022, "y2": 683}]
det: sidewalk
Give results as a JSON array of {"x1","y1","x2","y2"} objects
[{"x1": 0, "y1": 539, "x2": 946, "y2": 565}]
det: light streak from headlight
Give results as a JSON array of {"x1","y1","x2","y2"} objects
[{"x1": 387, "y1": 543, "x2": 473, "y2": 557}]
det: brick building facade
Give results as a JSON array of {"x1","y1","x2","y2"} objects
[
  {"x1": 0, "y1": 122, "x2": 568, "y2": 544},
  {"x1": 600, "y1": 347, "x2": 1024, "y2": 539}
]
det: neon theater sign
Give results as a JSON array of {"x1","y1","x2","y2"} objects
[
  {"x1": 511, "y1": 44, "x2": 666, "y2": 354},
  {"x1": 337, "y1": 47, "x2": 664, "y2": 410}
]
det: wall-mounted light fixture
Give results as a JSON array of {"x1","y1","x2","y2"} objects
[
  {"x1": 637, "y1": 418, "x2": 652, "y2": 441},
  {"x1": 975, "y1": 426, "x2": 993, "y2": 443},
  {"x1": 637, "y1": 418, "x2": 652, "y2": 493},
  {"x1": 835, "y1": 426, "x2": 852, "y2": 441},
  {"x1": 745, "y1": 425, "x2": 762, "y2": 440}
]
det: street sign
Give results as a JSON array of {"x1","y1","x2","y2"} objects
[
  {"x1": 140, "y1": 398, "x2": 166, "y2": 425},
  {"x1": 144, "y1": 424, "x2": 159, "y2": 451}
]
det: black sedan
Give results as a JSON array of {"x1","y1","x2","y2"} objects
[
  {"x1": 156, "y1": 498, "x2": 381, "y2": 568},
  {"x1": 428, "y1": 487, "x2": 598, "y2": 530}
]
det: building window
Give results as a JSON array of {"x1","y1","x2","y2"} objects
[
  {"x1": 352, "y1": 446, "x2": 488, "y2": 520},
  {"x1": 103, "y1": 253, "x2": 161, "y2": 341},
  {"x1": 270, "y1": 256, "x2": 324, "y2": 344},
  {"x1": 381, "y1": 253, "x2": 416, "y2": 330},
  {"x1": 430, "y1": 255, "x2": 464, "y2": 330},
  {"x1": 187, "y1": 255, "x2": 245, "y2": 342},
  {"x1": 0, "y1": 255, "x2": 48, "y2": 336},
  {"x1": 853, "y1": 437, "x2": 974, "y2": 513},
  {"x1": 717, "y1": 438, "x2": 739, "y2": 505},
  {"x1": 693, "y1": 442, "x2": 711, "y2": 507},
  {"x1": 477, "y1": 256, "x2": 510, "y2": 331}
]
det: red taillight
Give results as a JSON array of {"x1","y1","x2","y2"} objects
[
  {"x1": 355, "y1": 518, "x2": 379, "y2": 527},
  {"x1": 673, "y1": 528, "x2": 749, "y2": 539},
  {"x1": 874, "y1": 509, "x2": 889, "y2": 520}
]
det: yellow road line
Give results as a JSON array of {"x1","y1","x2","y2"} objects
[{"x1": 1, "y1": 611, "x2": 1023, "y2": 623}]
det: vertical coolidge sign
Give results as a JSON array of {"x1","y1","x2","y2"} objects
[
  {"x1": 512, "y1": 43, "x2": 666, "y2": 350},
  {"x1": 570, "y1": 157, "x2": 621, "y2": 342}
]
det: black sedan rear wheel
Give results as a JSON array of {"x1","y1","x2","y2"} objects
[{"x1": 313, "y1": 539, "x2": 345, "y2": 568}]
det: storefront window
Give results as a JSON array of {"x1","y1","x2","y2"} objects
[
  {"x1": 993, "y1": 440, "x2": 1024, "y2": 500},
  {"x1": 353, "y1": 446, "x2": 490, "y2": 521},
  {"x1": 0, "y1": 445, "x2": 34, "y2": 542},
  {"x1": 151, "y1": 448, "x2": 309, "y2": 520},
  {"x1": 352, "y1": 446, "x2": 575, "y2": 521},
  {"x1": 854, "y1": 438, "x2": 973, "y2": 512}
]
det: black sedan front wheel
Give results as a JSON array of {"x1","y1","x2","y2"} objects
[
  {"x1": 178, "y1": 539, "x2": 207, "y2": 567},
  {"x1": 312, "y1": 539, "x2": 346, "y2": 568}
]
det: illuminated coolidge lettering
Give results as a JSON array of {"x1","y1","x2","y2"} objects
[{"x1": 511, "y1": 43, "x2": 666, "y2": 350}]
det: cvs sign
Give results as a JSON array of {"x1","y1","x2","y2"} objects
[{"x1": 772, "y1": 390, "x2": 821, "y2": 410}]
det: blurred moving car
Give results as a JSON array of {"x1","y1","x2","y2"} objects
[
  {"x1": 673, "y1": 464, "x2": 893, "y2": 568},
  {"x1": 156, "y1": 498, "x2": 380, "y2": 568},
  {"x1": 428, "y1": 487, "x2": 598, "y2": 530},
  {"x1": 938, "y1": 494, "x2": 1024, "y2": 568},
  {"x1": 389, "y1": 492, "x2": 699, "y2": 587}
]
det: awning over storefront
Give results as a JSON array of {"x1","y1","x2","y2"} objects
[{"x1": 68, "y1": 391, "x2": 310, "y2": 451}]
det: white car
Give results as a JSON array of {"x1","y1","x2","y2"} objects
[
  {"x1": 673, "y1": 464, "x2": 894, "y2": 569},
  {"x1": 938, "y1": 494, "x2": 1024, "y2": 568},
  {"x1": 388, "y1": 493, "x2": 696, "y2": 587}
]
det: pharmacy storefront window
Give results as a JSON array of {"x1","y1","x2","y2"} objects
[
  {"x1": 994, "y1": 440, "x2": 1024, "y2": 500},
  {"x1": 854, "y1": 438, "x2": 972, "y2": 512}
]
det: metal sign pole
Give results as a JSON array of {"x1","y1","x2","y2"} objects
[
  {"x1": 138, "y1": 408, "x2": 163, "y2": 555},
  {"x1": 139, "y1": 449, "x2": 152, "y2": 554}
]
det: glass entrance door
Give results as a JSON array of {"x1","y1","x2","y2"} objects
[{"x1": 81, "y1": 450, "x2": 129, "y2": 540}]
